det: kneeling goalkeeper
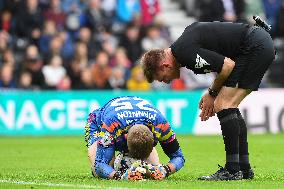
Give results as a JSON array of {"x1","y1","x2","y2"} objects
[{"x1": 84, "y1": 96, "x2": 185, "y2": 180}]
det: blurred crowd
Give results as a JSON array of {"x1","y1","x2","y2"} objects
[
  {"x1": 179, "y1": 0, "x2": 284, "y2": 38},
  {"x1": 0, "y1": 0, "x2": 284, "y2": 91},
  {"x1": 0, "y1": 0, "x2": 170, "y2": 91}
]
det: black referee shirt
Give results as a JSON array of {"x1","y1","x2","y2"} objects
[{"x1": 170, "y1": 22, "x2": 249, "y2": 74}]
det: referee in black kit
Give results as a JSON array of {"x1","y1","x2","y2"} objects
[{"x1": 140, "y1": 17, "x2": 275, "y2": 181}]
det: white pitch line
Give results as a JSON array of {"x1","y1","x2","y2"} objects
[{"x1": 0, "y1": 179, "x2": 138, "y2": 189}]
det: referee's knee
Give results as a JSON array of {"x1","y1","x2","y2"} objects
[
  {"x1": 214, "y1": 100, "x2": 223, "y2": 113},
  {"x1": 214, "y1": 98, "x2": 236, "y2": 113}
]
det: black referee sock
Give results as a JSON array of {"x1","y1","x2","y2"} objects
[
  {"x1": 217, "y1": 108, "x2": 240, "y2": 173},
  {"x1": 236, "y1": 109, "x2": 251, "y2": 171}
]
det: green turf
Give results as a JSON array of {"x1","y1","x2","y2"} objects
[{"x1": 1, "y1": 134, "x2": 284, "y2": 189}]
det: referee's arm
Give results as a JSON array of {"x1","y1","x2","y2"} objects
[{"x1": 210, "y1": 57, "x2": 235, "y2": 92}]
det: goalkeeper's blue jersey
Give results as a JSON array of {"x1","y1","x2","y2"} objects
[
  {"x1": 86, "y1": 96, "x2": 175, "y2": 152},
  {"x1": 85, "y1": 96, "x2": 185, "y2": 179}
]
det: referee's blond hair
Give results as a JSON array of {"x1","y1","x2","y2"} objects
[{"x1": 140, "y1": 49, "x2": 165, "y2": 83}]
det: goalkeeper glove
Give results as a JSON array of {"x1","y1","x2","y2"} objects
[
  {"x1": 146, "y1": 164, "x2": 171, "y2": 180},
  {"x1": 119, "y1": 160, "x2": 147, "y2": 181}
]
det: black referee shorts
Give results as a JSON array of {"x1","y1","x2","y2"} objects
[{"x1": 224, "y1": 26, "x2": 275, "y2": 90}]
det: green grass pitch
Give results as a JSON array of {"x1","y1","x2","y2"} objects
[{"x1": 1, "y1": 134, "x2": 284, "y2": 189}]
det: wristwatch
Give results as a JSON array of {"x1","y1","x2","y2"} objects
[{"x1": 208, "y1": 88, "x2": 218, "y2": 97}]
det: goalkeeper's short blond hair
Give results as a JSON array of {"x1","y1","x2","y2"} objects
[{"x1": 127, "y1": 124, "x2": 154, "y2": 160}]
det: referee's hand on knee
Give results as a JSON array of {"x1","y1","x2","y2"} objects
[{"x1": 199, "y1": 93, "x2": 215, "y2": 121}]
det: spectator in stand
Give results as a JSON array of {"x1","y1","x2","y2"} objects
[
  {"x1": 98, "y1": 28, "x2": 118, "y2": 57},
  {"x1": 43, "y1": 0, "x2": 66, "y2": 30},
  {"x1": 58, "y1": 31, "x2": 74, "y2": 62},
  {"x1": 116, "y1": 0, "x2": 140, "y2": 24},
  {"x1": 195, "y1": 0, "x2": 224, "y2": 22},
  {"x1": 25, "y1": 44, "x2": 41, "y2": 62},
  {"x1": 17, "y1": 70, "x2": 35, "y2": 90},
  {"x1": 65, "y1": 3, "x2": 86, "y2": 37},
  {"x1": 153, "y1": 15, "x2": 172, "y2": 44},
  {"x1": 142, "y1": 25, "x2": 168, "y2": 51},
  {"x1": 39, "y1": 20, "x2": 58, "y2": 56},
  {"x1": 41, "y1": 27, "x2": 73, "y2": 63},
  {"x1": 38, "y1": 0, "x2": 50, "y2": 11},
  {"x1": 110, "y1": 47, "x2": 132, "y2": 79},
  {"x1": 42, "y1": 55, "x2": 66, "y2": 89},
  {"x1": 77, "y1": 27, "x2": 97, "y2": 60},
  {"x1": 222, "y1": 0, "x2": 237, "y2": 22},
  {"x1": 0, "y1": 10, "x2": 14, "y2": 34},
  {"x1": 1, "y1": 49, "x2": 15, "y2": 67},
  {"x1": 0, "y1": 63, "x2": 16, "y2": 89},
  {"x1": 101, "y1": 0, "x2": 116, "y2": 29},
  {"x1": 119, "y1": 24, "x2": 143, "y2": 64},
  {"x1": 130, "y1": 13, "x2": 144, "y2": 31},
  {"x1": 23, "y1": 45, "x2": 45, "y2": 89},
  {"x1": 84, "y1": 0, "x2": 105, "y2": 34},
  {"x1": 196, "y1": 0, "x2": 246, "y2": 23},
  {"x1": 127, "y1": 64, "x2": 150, "y2": 91},
  {"x1": 221, "y1": 0, "x2": 246, "y2": 22},
  {"x1": 233, "y1": 0, "x2": 246, "y2": 22},
  {"x1": 79, "y1": 66, "x2": 97, "y2": 89},
  {"x1": 140, "y1": 0, "x2": 160, "y2": 26},
  {"x1": 15, "y1": 0, "x2": 43, "y2": 44},
  {"x1": 73, "y1": 41, "x2": 89, "y2": 68},
  {"x1": 0, "y1": 31, "x2": 10, "y2": 54},
  {"x1": 109, "y1": 66, "x2": 127, "y2": 90},
  {"x1": 263, "y1": 0, "x2": 282, "y2": 35},
  {"x1": 91, "y1": 51, "x2": 112, "y2": 89},
  {"x1": 44, "y1": 34, "x2": 63, "y2": 63},
  {"x1": 66, "y1": 59, "x2": 83, "y2": 89}
]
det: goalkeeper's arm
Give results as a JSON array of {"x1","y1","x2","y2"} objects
[
  {"x1": 146, "y1": 138, "x2": 184, "y2": 180},
  {"x1": 94, "y1": 144, "x2": 118, "y2": 179},
  {"x1": 161, "y1": 138, "x2": 185, "y2": 175}
]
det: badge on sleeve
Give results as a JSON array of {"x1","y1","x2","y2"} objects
[
  {"x1": 195, "y1": 54, "x2": 210, "y2": 69},
  {"x1": 99, "y1": 132, "x2": 114, "y2": 147},
  {"x1": 195, "y1": 54, "x2": 211, "y2": 73}
]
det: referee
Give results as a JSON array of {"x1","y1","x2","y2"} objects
[{"x1": 140, "y1": 20, "x2": 275, "y2": 180}]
